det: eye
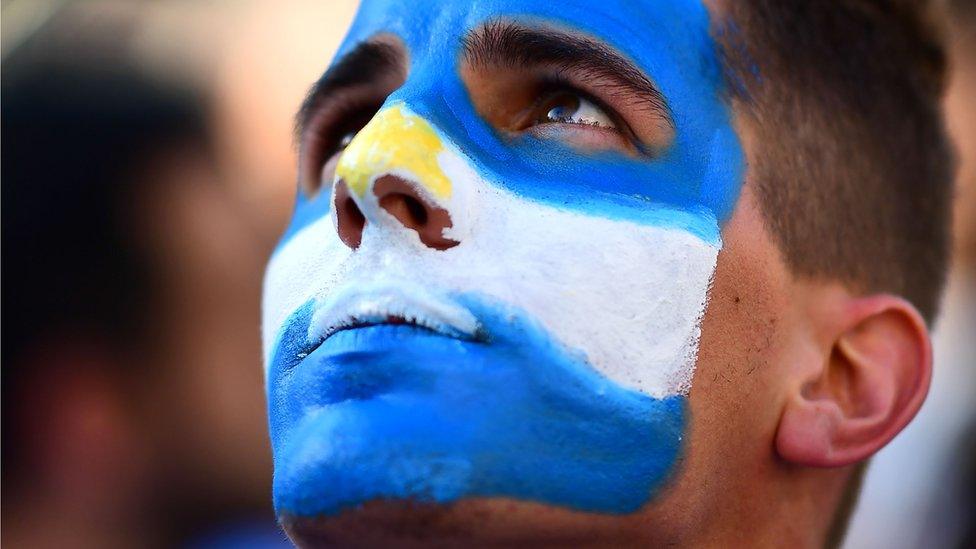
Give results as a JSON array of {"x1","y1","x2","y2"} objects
[
  {"x1": 460, "y1": 42, "x2": 676, "y2": 157},
  {"x1": 514, "y1": 86, "x2": 636, "y2": 153},
  {"x1": 531, "y1": 90, "x2": 617, "y2": 129}
]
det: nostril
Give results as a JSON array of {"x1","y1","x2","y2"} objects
[
  {"x1": 403, "y1": 194, "x2": 428, "y2": 226},
  {"x1": 379, "y1": 193, "x2": 428, "y2": 227},
  {"x1": 343, "y1": 197, "x2": 366, "y2": 230},
  {"x1": 334, "y1": 179, "x2": 366, "y2": 249},
  {"x1": 374, "y1": 175, "x2": 459, "y2": 251}
]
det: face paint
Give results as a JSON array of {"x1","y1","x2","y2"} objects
[
  {"x1": 263, "y1": 0, "x2": 744, "y2": 519},
  {"x1": 337, "y1": 105, "x2": 454, "y2": 200}
]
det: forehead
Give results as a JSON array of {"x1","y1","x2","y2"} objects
[{"x1": 343, "y1": 0, "x2": 718, "y2": 89}]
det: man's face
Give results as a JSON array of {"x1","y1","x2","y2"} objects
[{"x1": 263, "y1": 0, "x2": 750, "y2": 537}]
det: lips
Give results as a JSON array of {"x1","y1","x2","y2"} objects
[{"x1": 305, "y1": 281, "x2": 481, "y2": 352}]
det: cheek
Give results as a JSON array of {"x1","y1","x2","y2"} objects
[
  {"x1": 692, "y1": 254, "x2": 785, "y2": 441},
  {"x1": 473, "y1": 190, "x2": 720, "y2": 398},
  {"x1": 679, "y1": 184, "x2": 796, "y2": 507},
  {"x1": 262, "y1": 210, "x2": 351, "y2": 368}
]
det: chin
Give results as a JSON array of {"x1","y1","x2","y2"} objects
[
  {"x1": 280, "y1": 497, "x2": 650, "y2": 548},
  {"x1": 267, "y1": 297, "x2": 688, "y2": 546}
]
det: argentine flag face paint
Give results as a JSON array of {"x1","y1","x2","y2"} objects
[{"x1": 263, "y1": 0, "x2": 744, "y2": 519}]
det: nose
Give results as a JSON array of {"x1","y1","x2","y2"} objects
[
  {"x1": 331, "y1": 104, "x2": 461, "y2": 251},
  {"x1": 334, "y1": 174, "x2": 458, "y2": 250}
]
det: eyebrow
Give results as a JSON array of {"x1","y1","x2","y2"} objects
[
  {"x1": 461, "y1": 21, "x2": 673, "y2": 127},
  {"x1": 294, "y1": 40, "x2": 402, "y2": 141}
]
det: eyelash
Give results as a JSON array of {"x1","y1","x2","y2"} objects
[
  {"x1": 501, "y1": 73, "x2": 649, "y2": 159},
  {"x1": 530, "y1": 76, "x2": 634, "y2": 130}
]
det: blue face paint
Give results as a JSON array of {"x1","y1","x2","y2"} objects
[
  {"x1": 269, "y1": 295, "x2": 685, "y2": 517},
  {"x1": 266, "y1": 0, "x2": 745, "y2": 520},
  {"x1": 278, "y1": 0, "x2": 743, "y2": 250}
]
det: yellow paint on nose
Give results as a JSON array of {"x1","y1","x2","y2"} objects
[{"x1": 335, "y1": 104, "x2": 452, "y2": 200}]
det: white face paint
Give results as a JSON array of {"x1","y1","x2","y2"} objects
[{"x1": 263, "y1": 105, "x2": 719, "y2": 399}]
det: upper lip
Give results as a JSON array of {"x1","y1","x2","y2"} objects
[{"x1": 305, "y1": 281, "x2": 480, "y2": 349}]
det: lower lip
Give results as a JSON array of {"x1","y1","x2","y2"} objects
[
  {"x1": 297, "y1": 324, "x2": 468, "y2": 404},
  {"x1": 316, "y1": 323, "x2": 456, "y2": 354}
]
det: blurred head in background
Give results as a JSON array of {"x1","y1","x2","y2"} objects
[{"x1": 2, "y1": 6, "x2": 277, "y2": 547}]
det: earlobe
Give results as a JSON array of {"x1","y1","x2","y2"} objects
[{"x1": 776, "y1": 295, "x2": 932, "y2": 467}]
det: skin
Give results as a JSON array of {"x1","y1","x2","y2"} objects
[{"x1": 271, "y1": 1, "x2": 933, "y2": 546}]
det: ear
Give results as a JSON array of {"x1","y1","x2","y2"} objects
[{"x1": 776, "y1": 294, "x2": 933, "y2": 467}]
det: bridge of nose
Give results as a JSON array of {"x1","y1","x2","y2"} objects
[
  {"x1": 335, "y1": 103, "x2": 454, "y2": 203},
  {"x1": 332, "y1": 103, "x2": 462, "y2": 250}
]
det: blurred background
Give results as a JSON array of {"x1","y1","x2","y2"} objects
[{"x1": 0, "y1": 1, "x2": 972, "y2": 547}]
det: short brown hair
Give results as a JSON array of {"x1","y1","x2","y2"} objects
[{"x1": 718, "y1": 1, "x2": 954, "y2": 322}]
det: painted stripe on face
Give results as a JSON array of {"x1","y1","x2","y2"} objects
[
  {"x1": 268, "y1": 296, "x2": 687, "y2": 517},
  {"x1": 265, "y1": 109, "x2": 719, "y2": 398},
  {"x1": 299, "y1": 0, "x2": 744, "y2": 244}
]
